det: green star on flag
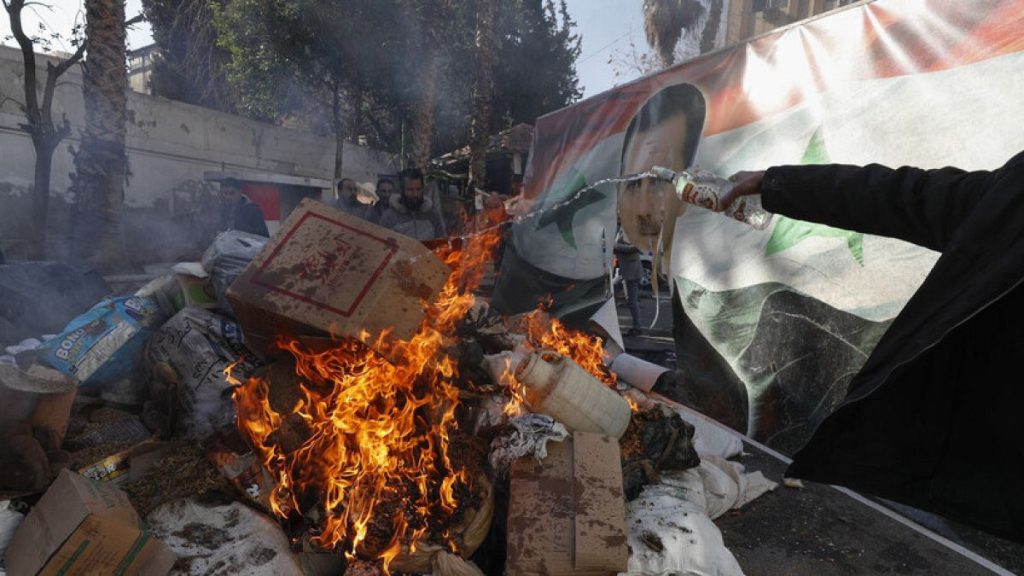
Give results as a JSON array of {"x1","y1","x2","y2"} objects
[
  {"x1": 536, "y1": 168, "x2": 606, "y2": 249},
  {"x1": 765, "y1": 127, "x2": 864, "y2": 265}
]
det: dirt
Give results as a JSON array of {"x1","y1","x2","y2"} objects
[
  {"x1": 173, "y1": 522, "x2": 233, "y2": 550},
  {"x1": 68, "y1": 440, "x2": 138, "y2": 470},
  {"x1": 124, "y1": 443, "x2": 232, "y2": 517}
]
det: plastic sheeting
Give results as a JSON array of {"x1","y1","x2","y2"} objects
[
  {"x1": 489, "y1": 414, "x2": 569, "y2": 476},
  {"x1": 0, "y1": 263, "x2": 110, "y2": 347}
]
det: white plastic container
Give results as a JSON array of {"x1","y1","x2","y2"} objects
[{"x1": 514, "y1": 351, "x2": 632, "y2": 439}]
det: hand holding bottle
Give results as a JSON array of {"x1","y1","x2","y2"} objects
[
  {"x1": 649, "y1": 166, "x2": 774, "y2": 230},
  {"x1": 720, "y1": 171, "x2": 766, "y2": 211}
]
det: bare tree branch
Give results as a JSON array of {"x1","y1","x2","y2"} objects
[{"x1": 5, "y1": 0, "x2": 41, "y2": 127}]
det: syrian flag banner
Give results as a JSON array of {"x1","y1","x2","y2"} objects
[{"x1": 493, "y1": 0, "x2": 1024, "y2": 451}]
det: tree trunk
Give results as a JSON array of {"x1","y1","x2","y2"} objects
[
  {"x1": 699, "y1": 0, "x2": 724, "y2": 54},
  {"x1": 468, "y1": 0, "x2": 496, "y2": 195},
  {"x1": 70, "y1": 0, "x2": 128, "y2": 268},
  {"x1": 5, "y1": 0, "x2": 85, "y2": 261},
  {"x1": 411, "y1": 0, "x2": 449, "y2": 169},
  {"x1": 412, "y1": 50, "x2": 439, "y2": 170},
  {"x1": 332, "y1": 85, "x2": 345, "y2": 198},
  {"x1": 28, "y1": 141, "x2": 56, "y2": 260}
]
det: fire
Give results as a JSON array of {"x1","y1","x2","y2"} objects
[
  {"x1": 231, "y1": 229, "x2": 503, "y2": 570},
  {"x1": 230, "y1": 222, "x2": 623, "y2": 570},
  {"x1": 521, "y1": 309, "x2": 616, "y2": 387},
  {"x1": 496, "y1": 304, "x2": 620, "y2": 418},
  {"x1": 498, "y1": 356, "x2": 527, "y2": 418}
]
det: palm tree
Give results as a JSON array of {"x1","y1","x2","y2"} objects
[
  {"x1": 468, "y1": 0, "x2": 496, "y2": 193},
  {"x1": 69, "y1": 0, "x2": 128, "y2": 267},
  {"x1": 410, "y1": 0, "x2": 452, "y2": 169},
  {"x1": 642, "y1": 0, "x2": 705, "y2": 69}
]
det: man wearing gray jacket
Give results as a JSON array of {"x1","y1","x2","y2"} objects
[{"x1": 379, "y1": 168, "x2": 446, "y2": 241}]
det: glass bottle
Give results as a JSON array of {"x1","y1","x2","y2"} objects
[{"x1": 649, "y1": 166, "x2": 774, "y2": 230}]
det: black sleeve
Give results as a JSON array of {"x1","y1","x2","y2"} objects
[
  {"x1": 761, "y1": 162, "x2": 995, "y2": 252},
  {"x1": 237, "y1": 204, "x2": 270, "y2": 237}
]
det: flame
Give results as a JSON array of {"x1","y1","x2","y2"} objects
[
  {"x1": 231, "y1": 229, "x2": 503, "y2": 571},
  {"x1": 495, "y1": 304, "x2": 622, "y2": 417},
  {"x1": 522, "y1": 309, "x2": 617, "y2": 387},
  {"x1": 498, "y1": 356, "x2": 527, "y2": 418}
]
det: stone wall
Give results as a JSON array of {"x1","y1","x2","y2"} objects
[{"x1": 0, "y1": 45, "x2": 397, "y2": 263}]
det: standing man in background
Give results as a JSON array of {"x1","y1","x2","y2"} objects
[
  {"x1": 614, "y1": 229, "x2": 644, "y2": 336},
  {"x1": 217, "y1": 178, "x2": 269, "y2": 237},
  {"x1": 379, "y1": 168, "x2": 446, "y2": 240},
  {"x1": 366, "y1": 177, "x2": 397, "y2": 224}
]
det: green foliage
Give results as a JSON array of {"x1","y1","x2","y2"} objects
[
  {"x1": 492, "y1": 0, "x2": 582, "y2": 128},
  {"x1": 142, "y1": 0, "x2": 235, "y2": 112},
  {"x1": 146, "y1": 0, "x2": 582, "y2": 157}
]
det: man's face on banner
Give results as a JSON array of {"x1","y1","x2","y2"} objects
[{"x1": 618, "y1": 112, "x2": 690, "y2": 252}]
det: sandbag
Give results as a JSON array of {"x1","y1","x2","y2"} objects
[
  {"x1": 146, "y1": 307, "x2": 259, "y2": 438},
  {"x1": 146, "y1": 498, "x2": 303, "y2": 576},
  {"x1": 32, "y1": 296, "x2": 166, "y2": 390}
]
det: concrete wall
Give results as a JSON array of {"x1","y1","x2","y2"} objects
[{"x1": 0, "y1": 45, "x2": 397, "y2": 262}]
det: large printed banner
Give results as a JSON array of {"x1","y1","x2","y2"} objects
[{"x1": 493, "y1": 0, "x2": 1024, "y2": 452}]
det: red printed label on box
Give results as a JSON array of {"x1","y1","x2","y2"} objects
[{"x1": 250, "y1": 212, "x2": 398, "y2": 317}]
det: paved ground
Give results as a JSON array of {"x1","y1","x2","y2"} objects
[{"x1": 614, "y1": 286, "x2": 1023, "y2": 575}]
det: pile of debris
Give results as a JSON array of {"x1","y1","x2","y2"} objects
[{"x1": 0, "y1": 198, "x2": 775, "y2": 576}]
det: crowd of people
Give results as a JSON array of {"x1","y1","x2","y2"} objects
[{"x1": 216, "y1": 167, "x2": 515, "y2": 245}]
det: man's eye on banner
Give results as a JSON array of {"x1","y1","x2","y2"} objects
[{"x1": 617, "y1": 82, "x2": 707, "y2": 293}]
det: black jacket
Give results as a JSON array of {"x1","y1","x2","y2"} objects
[
  {"x1": 763, "y1": 151, "x2": 1024, "y2": 540},
  {"x1": 219, "y1": 195, "x2": 269, "y2": 238}
]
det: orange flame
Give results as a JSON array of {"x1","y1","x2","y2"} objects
[
  {"x1": 496, "y1": 305, "x2": 621, "y2": 417},
  {"x1": 522, "y1": 309, "x2": 617, "y2": 387},
  {"x1": 498, "y1": 356, "x2": 528, "y2": 418},
  {"x1": 232, "y1": 229, "x2": 503, "y2": 571}
]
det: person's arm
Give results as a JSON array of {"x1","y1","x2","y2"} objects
[{"x1": 725, "y1": 163, "x2": 995, "y2": 252}]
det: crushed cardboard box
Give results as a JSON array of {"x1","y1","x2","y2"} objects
[
  {"x1": 77, "y1": 440, "x2": 170, "y2": 485},
  {"x1": 506, "y1": 432, "x2": 629, "y2": 576},
  {"x1": 4, "y1": 469, "x2": 175, "y2": 576},
  {"x1": 228, "y1": 198, "x2": 450, "y2": 350}
]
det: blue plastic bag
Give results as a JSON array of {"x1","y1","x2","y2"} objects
[{"x1": 37, "y1": 295, "x2": 167, "y2": 388}]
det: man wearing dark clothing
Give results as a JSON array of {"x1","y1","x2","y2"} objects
[
  {"x1": 218, "y1": 179, "x2": 269, "y2": 237},
  {"x1": 336, "y1": 178, "x2": 370, "y2": 219},
  {"x1": 614, "y1": 231, "x2": 643, "y2": 336},
  {"x1": 724, "y1": 151, "x2": 1024, "y2": 541},
  {"x1": 365, "y1": 177, "x2": 397, "y2": 224}
]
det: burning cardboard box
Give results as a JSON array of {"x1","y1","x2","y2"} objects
[
  {"x1": 507, "y1": 432, "x2": 629, "y2": 576},
  {"x1": 4, "y1": 469, "x2": 175, "y2": 576},
  {"x1": 227, "y1": 198, "x2": 450, "y2": 352}
]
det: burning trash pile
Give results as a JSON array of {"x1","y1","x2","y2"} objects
[{"x1": 0, "y1": 198, "x2": 774, "y2": 576}]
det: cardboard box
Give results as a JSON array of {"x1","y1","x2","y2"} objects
[
  {"x1": 506, "y1": 432, "x2": 629, "y2": 575},
  {"x1": 4, "y1": 469, "x2": 175, "y2": 576},
  {"x1": 227, "y1": 198, "x2": 450, "y2": 347},
  {"x1": 173, "y1": 274, "x2": 218, "y2": 310},
  {"x1": 206, "y1": 431, "x2": 276, "y2": 512}
]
